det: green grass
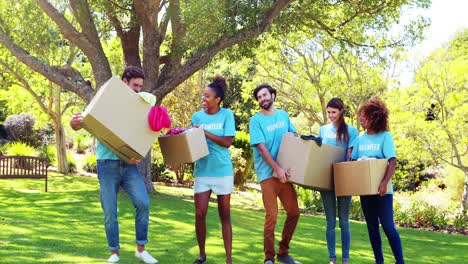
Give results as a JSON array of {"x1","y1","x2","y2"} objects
[{"x1": 0, "y1": 173, "x2": 467, "y2": 263}]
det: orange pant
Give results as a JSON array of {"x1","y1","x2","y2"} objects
[{"x1": 260, "y1": 177, "x2": 300, "y2": 261}]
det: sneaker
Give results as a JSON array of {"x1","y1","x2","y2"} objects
[
  {"x1": 265, "y1": 260, "x2": 275, "y2": 264},
  {"x1": 135, "y1": 250, "x2": 159, "y2": 264},
  {"x1": 277, "y1": 254, "x2": 301, "y2": 264},
  {"x1": 107, "y1": 254, "x2": 120, "y2": 263}
]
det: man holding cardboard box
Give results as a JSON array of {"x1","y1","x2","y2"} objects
[
  {"x1": 249, "y1": 84, "x2": 301, "y2": 264},
  {"x1": 350, "y1": 97, "x2": 405, "y2": 264},
  {"x1": 70, "y1": 66, "x2": 158, "y2": 264}
]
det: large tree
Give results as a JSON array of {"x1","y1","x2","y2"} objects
[
  {"x1": 390, "y1": 29, "x2": 468, "y2": 212},
  {"x1": 246, "y1": 34, "x2": 389, "y2": 132},
  {"x1": 0, "y1": 0, "x2": 430, "y2": 191}
]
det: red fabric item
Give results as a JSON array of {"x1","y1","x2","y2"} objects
[{"x1": 148, "y1": 106, "x2": 171, "y2": 132}]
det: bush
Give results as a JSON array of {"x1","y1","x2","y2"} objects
[
  {"x1": 394, "y1": 188, "x2": 452, "y2": 229},
  {"x1": 296, "y1": 187, "x2": 323, "y2": 213},
  {"x1": 0, "y1": 143, "x2": 10, "y2": 155},
  {"x1": 4, "y1": 142, "x2": 37, "y2": 156},
  {"x1": 232, "y1": 131, "x2": 254, "y2": 186},
  {"x1": 230, "y1": 147, "x2": 247, "y2": 186},
  {"x1": 82, "y1": 154, "x2": 97, "y2": 173},
  {"x1": 167, "y1": 163, "x2": 194, "y2": 183},
  {"x1": 67, "y1": 152, "x2": 76, "y2": 173},
  {"x1": 75, "y1": 135, "x2": 91, "y2": 154},
  {"x1": 349, "y1": 196, "x2": 364, "y2": 220},
  {"x1": 452, "y1": 212, "x2": 467, "y2": 230},
  {"x1": 38, "y1": 145, "x2": 57, "y2": 166},
  {"x1": 3, "y1": 114, "x2": 40, "y2": 147},
  {"x1": 151, "y1": 157, "x2": 169, "y2": 182}
]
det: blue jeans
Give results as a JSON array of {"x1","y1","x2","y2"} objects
[
  {"x1": 97, "y1": 160, "x2": 150, "y2": 250},
  {"x1": 320, "y1": 190, "x2": 351, "y2": 261},
  {"x1": 360, "y1": 194, "x2": 404, "y2": 264}
]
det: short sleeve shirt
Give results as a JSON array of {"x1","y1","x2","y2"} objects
[
  {"x1": 191, "y1": 108, "x2": 236, "y2": 177},
  {"x1": 249, "y1": 109, "x2": 296, "y2": 182}
]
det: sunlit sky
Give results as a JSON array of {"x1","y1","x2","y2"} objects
[{"x1": 395, "y1": 0, "x2": 468, "y2": 86}]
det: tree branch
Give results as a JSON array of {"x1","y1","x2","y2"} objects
[
  {"x1": 35, "y1": 0, "x2": 111, "y2": 87},
  {"x1": 0, "y1": 60, "x2": 52, "y2": 118},
  {"x1": 0, "y1": 28, "x2": 94, "y2": 102},
  {"x1": 155, "y1": 0, "x2": 295, "y2": 100},
  {"x1": 134, "y1": 0, "x2": 162, "y2": 89}
]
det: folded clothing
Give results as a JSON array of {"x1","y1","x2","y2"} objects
[{"x1": 300, "y1": 134, "x2": 322, "y2": 146}]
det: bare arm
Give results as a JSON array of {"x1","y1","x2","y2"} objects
[
  {"x1": 378, "y1": 157, "x2": 396, "y2": 196},
  {"x1": 204, "y1": 130, "x2": 234, "y2": 148}
]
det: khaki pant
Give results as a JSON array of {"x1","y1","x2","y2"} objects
[{"x1": 260, "y1": 177, "x2": 300, "y2": 261}]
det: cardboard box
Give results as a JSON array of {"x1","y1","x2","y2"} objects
[
  {"x1": 275, "y1": 134, "x2": 345, "y2": 191},
  {"x1": 158, "y1": 127, "x2": 209, "y2": 164},
  {"x1": 82, "y1": 76, "x2": 159, "y2": 163},
  {"x1": 333, "y1": 159, "x2": 390, "y2": 196}
]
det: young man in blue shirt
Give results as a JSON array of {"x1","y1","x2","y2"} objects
[
  {"x1": 249, "y1": 84, "x2": 301, "y2": 264},
  {"x1": 70, "y1": 66, "x2": 158, "y2": 264}
]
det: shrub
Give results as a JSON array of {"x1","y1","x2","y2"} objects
[
  {"x1": 230, "y1": 147, "x2": 247, "y2": 186},
  {"x1": 5, "y1": 142, "x2": 37, "y2": 156},
  {"x1": 0, "y1": 143, "x2": 10, "y2": 155},
  {"x1": 349, "y1": 196, "x2": 364, "y2": 220},
  {"x1": 452, "y1": 212, "x2": 467, "y2": 230},
  {"x1": 75, "y1": 135, "x2": 91, "y2": 154},
  {"x1": 151, "y1": 157, "x2": 170, "y2": 182},
  {"x1": 232, "y1": 131, "x2": 254, "y2": 186},
  {"x1": 82, "y1": 154, "x2": 97, "y2": 173},
  {"x1": 38, "y1": 145, "x2": 57, "y2": 166},
  {"x1": 168, "y1": 163, "x2": 194, "y2": 183},
  {"x1": 67, "y1": 152, "x2": 76, "y2": 173},
  {"x1": 3, "y1": 114, "x2": 40, "y2": 147},
  {"x1": 296, "y1": 187, "x2": 323, "y2": 213}
]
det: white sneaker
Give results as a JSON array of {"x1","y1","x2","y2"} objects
[
  {"x1": 135, "y1": 250, "x2": 158, "y2": 264},
  {"x1": 107, "y1": 254, "x2": 120, "y2": 263}
]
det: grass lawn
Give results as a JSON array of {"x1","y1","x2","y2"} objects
[{"x1": 0, "y1": 173, "x2": 467, "y2": 263}]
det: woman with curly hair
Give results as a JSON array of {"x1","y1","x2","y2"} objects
[{"x1": 350, "y1": 97, "x2": 405, "y2": 264}]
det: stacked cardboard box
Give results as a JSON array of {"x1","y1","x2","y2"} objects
[
  {"x1": 158, "y1": 127, "x2": 209, "y2": 164},
  {"x1": 333, "y1": 159, "x2": 390, "y2": 196},
  {"x1": 275, "y1": 134, "x2": 345, "y2": 191},
  {"x1": 82, "y1": 76, "x2": 159, "y2": 163}
]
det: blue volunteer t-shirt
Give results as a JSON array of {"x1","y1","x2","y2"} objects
[
  {"x1": 350, "y1": 131, "x2": 396, "y2": 194},
  {"x1": 249, "y1": 109, "x2": 296, "y2": 182},
  {"x1": 191, "y1": 108, "x2": 236, "y2": 177},
  {"x1": 96, "y1": 141, "x2": 120, "y2": 160},
  {"x1": 319, "y1": 123, "x2": 358, "y2": 161}
]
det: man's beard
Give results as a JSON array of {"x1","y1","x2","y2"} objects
[{"x1": 260, "y1": 99, "x2": 273, "y2": 110}]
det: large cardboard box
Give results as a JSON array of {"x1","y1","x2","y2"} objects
[
  {"x1": 275, "y1": 134, "x2": 345, "y2": 191},
  {"x1": 82, "y1": 76, "x2": 159, "y2": 163},
  {"x1": 158, "y1": 127, "x2": 209, "y2": 164},
  {"x1": 333, "y1": 159, "x2": 390, "y2": 196}
]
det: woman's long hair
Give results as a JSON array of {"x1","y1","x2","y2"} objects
[{"x1": 327, "y1": 98, "x2": 349, "y2": 145}]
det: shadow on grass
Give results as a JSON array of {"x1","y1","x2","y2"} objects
[{"x1": 1, "y1": 174, "x2": 467, "y2": 263}]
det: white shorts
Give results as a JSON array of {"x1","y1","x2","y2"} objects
[{"x1": 194, "y1": 175, "x2": 234, "y2": 195}]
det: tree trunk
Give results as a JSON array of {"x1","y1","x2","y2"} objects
[
  {"x1": 462, "y1": 170, "x2": 468, "y2": 213},
  {"x1": 137, "y1": 151, "x2": 155, "y2": 194},
  {"x1": 54, "y1": 122, "x2": 69, "y2": 174},
  {"x1": 52, "y1": 83, "x2": 69, "y2": 174}
]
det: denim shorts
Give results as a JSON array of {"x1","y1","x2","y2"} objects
[{"x1": 194, "y1": 175, "x2": 234, "y2": 195}]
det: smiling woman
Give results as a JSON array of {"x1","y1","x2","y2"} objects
[{"x1": 191, "y1": 75, "x2": 236, "y2": 264}]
